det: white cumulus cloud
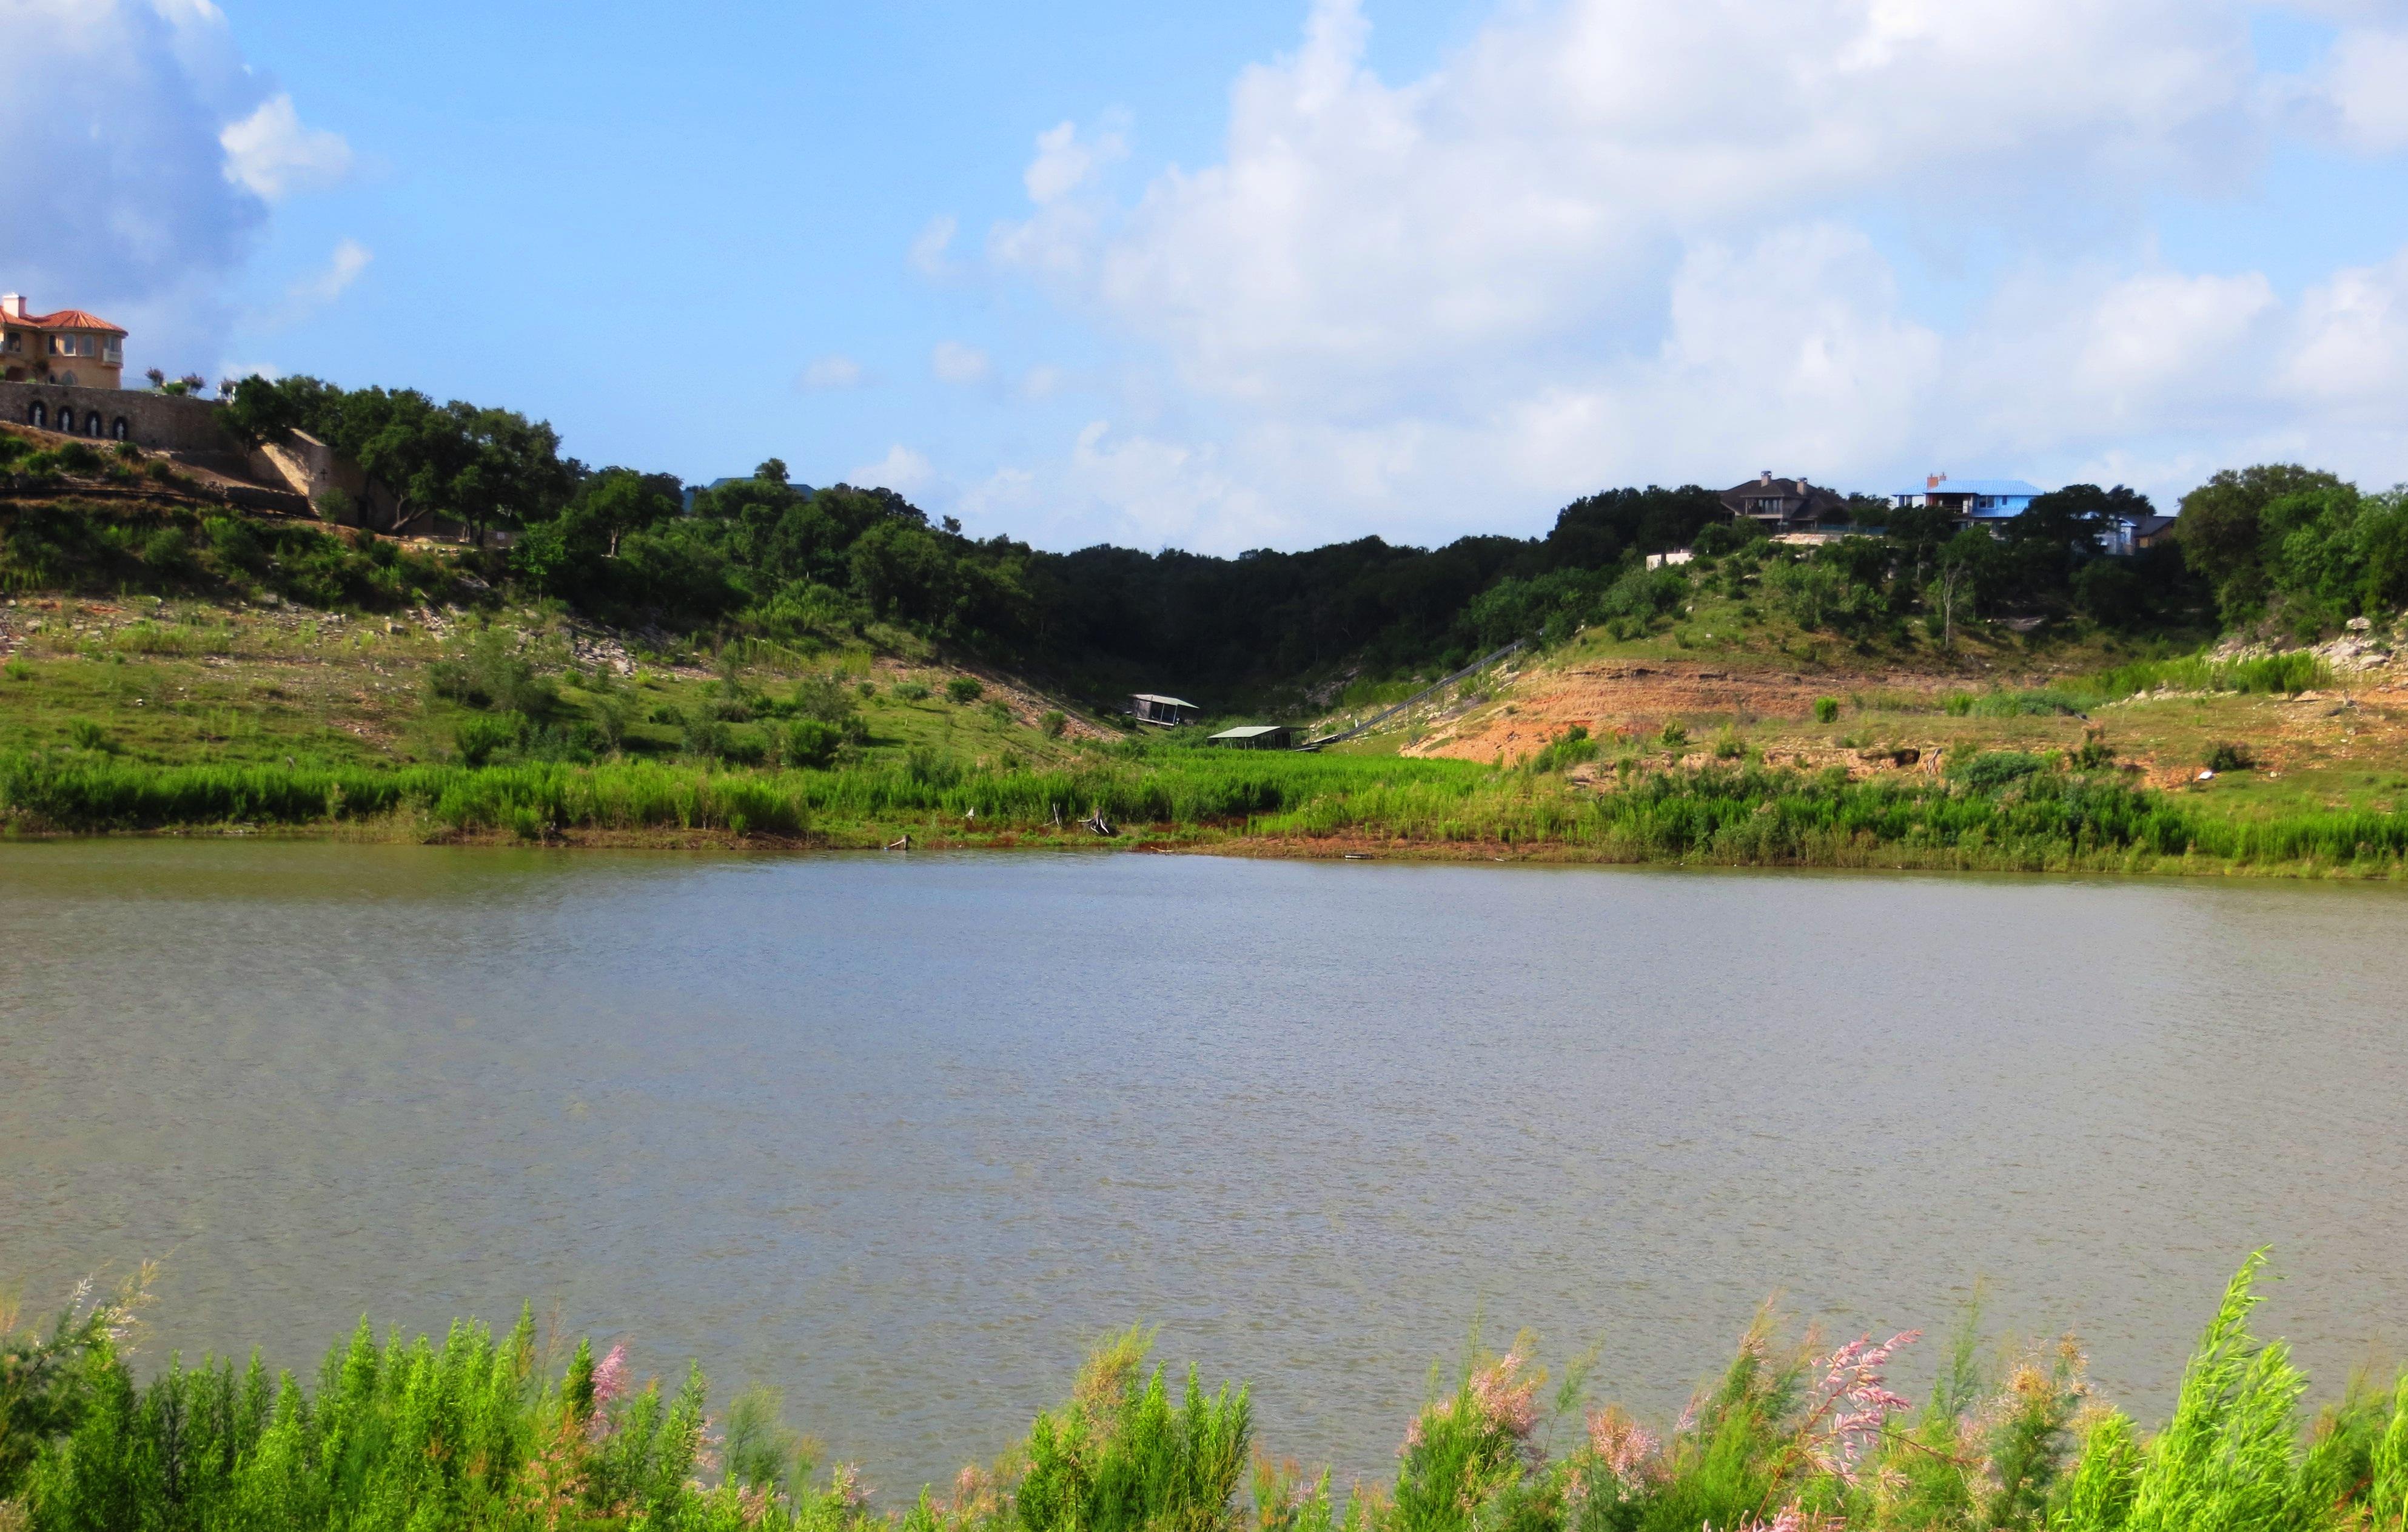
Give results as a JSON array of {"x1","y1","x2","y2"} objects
[
  {"x1": 1024, "y1": 118, "x2": 1127, "y2": 204},
  {"x1": 220, "y1": 93, "x2": 353, "y2": 201},
  {"x1": 850, "y1": 444, "x2": 937, "y2": 496},
  {"x1": 961, "y1": 0, "x2": 2408, "y2": 552},
  {"x1": 0, "y1": 0, "x2": 349, "y2": 371}
]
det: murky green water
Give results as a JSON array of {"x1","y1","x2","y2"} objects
[{"x1": 3, "y1": 844, "x2": 2404, "y2": 1488}]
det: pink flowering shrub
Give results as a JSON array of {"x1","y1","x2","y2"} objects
[
  {"x1": 3, "y1": 1254, "x2": 2378, "y2": 1532},
  {"x1": 1794, "y1": 1331, "x2": 1920, "y2": 1484},
  {"x1": 1394, "y1": 1341, "x2": 1550, "y2": 1531}
]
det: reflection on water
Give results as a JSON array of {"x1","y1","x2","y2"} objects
[{"x1": 3, "y1": 842, "x2": 2404, "y2": 1488}]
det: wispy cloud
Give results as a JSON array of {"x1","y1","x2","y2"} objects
[
  {"x1": 910, "y1": 214, "x2": 961, "y2": 278},
  {"x1": 931, "y1": 340, "x2": 991, "y2": 385},
  {"x1": 258, "y1": 238, "x2": 371, "y2": 328},
  {"x1": 799, "y1": 353, "x2": 867, "y2": 391}
]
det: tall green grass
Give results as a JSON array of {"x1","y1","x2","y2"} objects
[
  {"x1": 6, "y1": 747, "x2": 2408, "y2": 873},
  {"x1": 4, "y1": 1255, "x2": 2398, "y2": 1532},
  {"x1": 2086, "y1": 651, "x2": 2333, "y2": 702},
  {"x1": 1933, "y1": 652, "x2": 2332, "y2": 720}
]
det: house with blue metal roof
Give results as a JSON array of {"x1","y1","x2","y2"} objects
[{"x1": 1891, "y1": 473, "x2": 2043, "y2": 520}]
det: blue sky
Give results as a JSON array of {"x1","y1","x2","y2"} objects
[{"x1": 13, "y1": 1, "x2": 2408, "y2": 554}]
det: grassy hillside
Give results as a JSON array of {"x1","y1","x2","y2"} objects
[{"x1": 7, "y1": 489, "x2": 2408, "y2": 875}]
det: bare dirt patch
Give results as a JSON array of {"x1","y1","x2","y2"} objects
[{"x1": 1409, "y1": 661, "x2": 1962, "y2": 763}]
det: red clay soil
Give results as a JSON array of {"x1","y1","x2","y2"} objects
[{"x1": 1407, "y1": 659, "x2": 1962, "y2": 762}]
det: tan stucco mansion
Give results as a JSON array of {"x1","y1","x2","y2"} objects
[{"x1": 1, "y1": 293, "x2": 126, "y2": 389}]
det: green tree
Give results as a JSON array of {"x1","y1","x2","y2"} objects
[{"x1": 2177, "y1": 465, "x2": 2350, "y2": 620}]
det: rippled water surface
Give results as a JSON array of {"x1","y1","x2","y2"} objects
[{"x1": 4, "y1": 843, "x2": 2405, "y2": 1487}]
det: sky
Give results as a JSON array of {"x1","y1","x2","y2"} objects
[{"x1": 12, "y1": 0, "x2": 2408, "y2": 556}]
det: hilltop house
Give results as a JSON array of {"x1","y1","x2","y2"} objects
[
  {"x1": 1720, "y1": 472, "x2": 1850, "y2": 531},
  {"x1": 2103, "y1": 513, "x2": 2179, "y2": 556},
  {"x1": 1891, "y1": 474, "x2": 2041, "y2": 520},
  {"x1": 1, "y1": 294, "x2": 125, "y2": 389}
]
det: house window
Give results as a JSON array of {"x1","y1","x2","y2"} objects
[
  {"x1": 1, "y1": 333, "x2": 18, "y2": 353},
  {"x1": 60, "y1": 371, "x2": 77, "y2": 386}
]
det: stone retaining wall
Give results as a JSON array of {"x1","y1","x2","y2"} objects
[{"x1": 0, "y1": 380, "x2": 230, "y2": 452}]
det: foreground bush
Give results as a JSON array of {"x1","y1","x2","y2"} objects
[{"x1": 4, "y1": 1255, "x2": 2406, "y2": 1532}]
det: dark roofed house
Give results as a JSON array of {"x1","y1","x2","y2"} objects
[
  {"x1": 2106, "y1": 512, "x2": 2180, "y2": 556},
  {"x1": 1131, "y1": 693, "x2": 1202, "y2": 727},
  {"x1": 1721, "y1": 471, "x2": 1849, "y2": 531}
]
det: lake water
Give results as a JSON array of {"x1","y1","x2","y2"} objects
[{"x1": 3, "y1": 844, "x2": 2404, "y2": 1490}]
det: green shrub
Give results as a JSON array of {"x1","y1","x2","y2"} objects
[
  {"x1": 2204, "y1": 742, "x2": 2255, "y2": 773},
  {"x1": 681, "y1": 715, "x2": 733, "y2": 760},
  {"x1": 1814, "y1": 696, "x2": 1840, "y2": 724},
  {"x1": 790, "y1": 673, "x2": 869, "y2": 744},
  {"x1": 893, "y1": 680, "x2": 931, "y2": 702},
  {"x1": 1658, "y1": 719, "x2": 1689, "y2": 748},
  {"x1": 203, "y1": 516, "x2": 262, "y2": 571},
  {"x1": 138, "y1": 527, "x2": 188, "y2": 572},
  {"x1": 1531, "y1": 725, "x2": 1601, "y2": 774},
  {"x1": 454, "y1": 714, "x2": 520, "y2": 767},
  {"x1": 1952, "y1": 750, "x2": 2048, "y2": 793},
  {"x1": 1019, "y1": 1330, "x2": 1250, "y2": 1532},
  {"x1": 945, "y1": 676, "x2": 984, "y2": 704},
  {"x1": 720, "y1": 730, "x2": 768, "y2": 767},
  {"x1": 1041, "y1": 710, "x2": 1068, "y2": 739},
  {"x1": 65, "y1": 718, "x2": 110, "y2": 753},
  {"x1": 785, "y1": 719, "x2": 843, "y2": 770},
  {"x1": 906, "y1": 745, "x2": 961, "y2": 788},
  {"x1": 428, "y1": 630, "x2": 558, "y2": 716}
]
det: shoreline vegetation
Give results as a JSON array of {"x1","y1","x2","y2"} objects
[
  {"x1": 9, "y1": 445, "x2": 2408, "y2": 881},
  {"x1": 7, "y1": 738, "x2": 2408, "y2": 878},
  {"x1": 5, "y1": 1254, "x2": 2404, "y2": 1532}
]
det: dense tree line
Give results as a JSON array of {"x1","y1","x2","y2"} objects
[
  {"x1": 221, "y1": 377, "x2": 1732, "y2": 690},
  {"x1": 221, "y1": 376, "x2": 2400, "y2": 693}
]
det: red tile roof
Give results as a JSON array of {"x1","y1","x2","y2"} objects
[{"x1": 3, "y1": 307, "x2": 127, "y2": 335}]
